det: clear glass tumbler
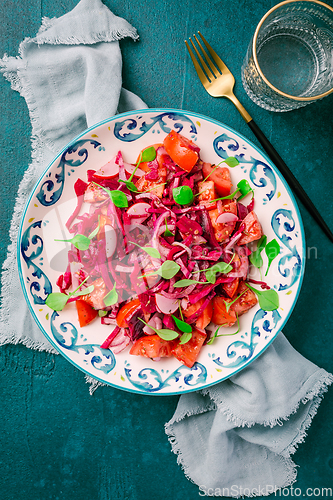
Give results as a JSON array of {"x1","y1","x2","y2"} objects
[{"x1": 242, "y1": 0, "x2": 333, "y2": 111}]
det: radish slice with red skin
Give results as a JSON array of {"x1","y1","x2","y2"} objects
[
  {"x1": 104, "y1": 225, "x2": 117, "y2": 258},
  {"x1": 155, "y1": 294, "x2": 179, "y2": 314},
  {"x1": 124, "y1": 163, "x2": 145, "y2": 178},
  {"x1": 215, "y1": 212, "x2": 239, "y2": 224},
  {"x1": 94, "y1": 157, "x2": 119, "y2": 179},
  {"x1": 127, "y1": 202, "x2": 151, "y2": 223}
]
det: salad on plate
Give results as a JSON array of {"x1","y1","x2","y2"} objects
[{"x1": 46, "y1": 130, "x2": 279, "y2": 368}]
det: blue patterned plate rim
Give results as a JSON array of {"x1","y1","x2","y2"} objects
[{"x1": 17, "y1": 107, "x2": 306, "y2": 395}]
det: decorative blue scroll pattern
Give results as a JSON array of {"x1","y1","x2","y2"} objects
[
  {"x1": 271, "y1": 209, "x2": 302, "y2": 290},
  {"x1": 124, "y1": 362, "x2": 207, "y2": 393},
  {"x1": 21, "y1": 221, "x2": 52, "y2": 305},
  {"x1": 36, "y1": 139, "x2": 101, "y2": 206},
  {"x1": 114, "y1": 112, "x2": 197, "y2": 142},
  {"x1": 50, "y1": 312, "x2": 116, "y2": 375},
  {"x1": 213, "y1": 133, "x2": 277, "y2": 201},
  {"x1": 212, "y1": 309, "x2": 282, "y2": 369}
]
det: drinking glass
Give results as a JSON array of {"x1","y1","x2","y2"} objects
[{"x1": 242, "y1": 0, "x2": 333, "y2": 111}]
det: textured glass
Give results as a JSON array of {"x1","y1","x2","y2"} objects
[{"x1": 242, "y1": 1, "x2": 333, "y2": 112}]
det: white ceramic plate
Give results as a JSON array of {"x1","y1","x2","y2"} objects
[{"x1": 18, "y1": 109, "x2": 305, "y2": 395}]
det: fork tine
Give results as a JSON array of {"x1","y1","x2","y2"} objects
[
  {"x1": 197, "y1": 31, "x2": 231, "y2": 74},
  {"x1": 192, "y1": 34, "x2": 221, "y2": 78},
  {"x1": 189, "y1": 37, "x2": 215, "y2": 81},
  {"x1": 185, "y1": 40, "x2": 210, "y2": 86}
]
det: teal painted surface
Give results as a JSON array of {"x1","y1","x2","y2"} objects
[{"x1": 0, "y1": 1, "x2": 333, "y2": 499}]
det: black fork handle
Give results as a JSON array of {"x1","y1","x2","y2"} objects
[{"x1": 247, "y1": 118, "x2": 333, "y2": 243}]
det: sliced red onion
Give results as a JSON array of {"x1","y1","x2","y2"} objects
[
  {"x1": 115, "y1": 264, "x2": 135, "y2": 273},
  {"x1": 215, "y1": 212, "x2": 239, "y2": 224}
]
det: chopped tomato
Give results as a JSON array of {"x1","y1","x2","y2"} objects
[
  {"x1": 211, "y1": 296, "x2": 237, "y2": 326},
  {"x1": 182, "y1": 299, "x2": 204, "y2": 319},
  {"x1": 230, "y1": 281, "x2": 257, "y2": 315},
  {"x1": 208, "y1": 201, "x2": 237, "y2": 242},
  {"x1": 135, "y1": 165, "x2": 167, "y2": 198},
  {"x1": 198, "y1": 180, "x2": 217, "y2": 210},
  {"x1": 75, "y1": 300, "x2": 98, "y2": 327},
  {"x1": 171, "y1": 329, "x2": 206, "y2": 368},
  {"x1": 116, "y1": 298, "x2": 141, "y2": 328},
  {"x1": 196, "y1": 301, "x2": 213, "y2": 329},
  {"x1": 129, "y1": 334, "x2": 176, "y2": 358},
  {"x1": 202, "y1": 162, "x2": 232, "y2": 197},
  {"x1": 223, "y1": 278, "x2": 239, "y2": 299},
  {"x1": 163, "y1": 130, "x2": 199, "y2": 173},
  {"x1": 136, "y1": 143, "x2": 163, "y2": 172},
  {"x1": 83, "y1": 182, "x2": 109, "y2": 203},
  {"x1": 97, "y1": 214, "x2": 113, "y2": 241},
  {"x1": 80, "y1": 278, "x2": 106, "y2": 310},
  {"x1": 238, "y1": 211, "x2": 263, "y2": 245}
]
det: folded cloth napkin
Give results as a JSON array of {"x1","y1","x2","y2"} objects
[
  {"x1": 1, "y1": 1, "x2": 332, "y2": 498},
  {"x1": 165, "y1": 332, "x2": 333, "y2": 497},
  {"x1": 0, "y1": 0, "x2": 146, "y2": 353}
]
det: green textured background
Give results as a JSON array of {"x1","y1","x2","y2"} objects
[{"x1": 1, "y1": 1, "x2": 332, "y2": 499}]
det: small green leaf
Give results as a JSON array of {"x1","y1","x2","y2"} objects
[
  {"x1": 98, "y1": 310, "x2": 108, "y2": 317},
  {"x1": 159, "y1": 261, "x2": 180, "y2": 279},
  {"x1": 130, "y1": 242, "x2": 161, "y2": 259},
  {"x1": 157, "y1": 328, "x2": 179, "y2": 341},
  {"x1": 73, "y1": 284, "x2": 95, "y2": 297},
  {"x1": 265, "y1": 239, "x2": 280, "y2": 276},
  {"x1": 164, "y1": 218, "x2": 174, "y2": 237},
  {"x1": 224, "y1": 288, "x2": 247, "y2": 312},
  {"x1": 45, "y1": 292, "x2": 69, "y2": 311},
  {"x1": 205, "y1": 268, "x2": 217, "y2": 284},
  {"x1": 87, "y1": 216, "x2": 101, "y2": 240},
  {"x1": 171, "y1": 315, "x2": 192, "y2": 333},
  {"x1": 109, "y1": 190, "x2": 128, "y2": 208},
  {"x1": 249, "y1": 235, "x2": 267, "y2": 269},
  {"x1": 237, "y1": 179, "x2": 253, "y2": 200},
  {"x1": 173, "y1": 186, "x2": 194, "y2": 205},
  {"x1": 223, "y1": 157, "x2": 239, "y2": 168},
  {"x1": 245, "y1": 283, "x2": 279, "y2": 311},
  {"x1": 179, "y1": 332, "x2": 193, "y2": 344},
  {"x1": 119, "y1": 179, "x2": 139, "y2": 192},
  {"x1": 207, "y1": 314, "x2": 240, "y2": 344},
  {"x1": 104, "y1": 285, "x2": 118, "y2": 307},
  {"x1": 212, "y1": 262, "x2": 233, "y2": 274},
  {"x1": 54, "y1": 234, "x2": 91, "y2": 251},
  {"x1": 141, "y1": 146, "x2": 157, "y2": 162},
  {"x1": 173, "y1": 279, "x2": 201, "y2": 288}
]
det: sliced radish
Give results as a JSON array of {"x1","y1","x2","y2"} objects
[
  {"x1": 104, "y1": 225, "x2": 117, "y2": 258},
  {"x1": 127, "y1": 202, "x2": 151, "y2": 223},
  {"x1": 94, "y1": 156, "x2": 119, "y2": 179},
  {"x1": 124, "y1": 163, "x2": 145, "y2": 178},
  {"x1": 155, "y1": 294, "x2": 179, "y2": 314},
  {"x1": 215, "y1": 212, "x2": 239, "y2": 224}
]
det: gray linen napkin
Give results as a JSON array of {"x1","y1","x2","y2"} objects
[
  {"x1": 165, "y1": 333, "x2": 332, "y2": 497},
  {"x1": 0, "y1": 0, "x2": 146, "y2": 352}
]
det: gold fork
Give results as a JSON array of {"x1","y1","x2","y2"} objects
[{"x1": 185, "y1": 31, "x2": 333, "y2": 243}]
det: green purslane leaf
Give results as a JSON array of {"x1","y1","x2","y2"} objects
[
  {"x1": 171, "y1": 315, "x2": 192, "y2": 333},
  {"x1": 141, "y1": 146, "x2": 157, "y2": 163},
  {"x1": 205, "y1": 262, "x2": 233, "y2": 284},
  {"x1": 119, "y1": 179, "x2": 139, "y2": 193},
  {"x1": 54, "y1": 234, "x2": 91, "y2": 251},
  {"x1": 130, "y1": 242, "x2": 161, "y2": 259},
  {"x1": 98, "y1": 310, "x2": 108, "y2": 317},
  {"x1": 237, "y1": 179, "x2": 253, "y2": 200},
  {"x1": 223, "y1": 157, "x2": 239, "y2": 168},
  {"x1": 265, "y1": 239, "x2": 280, "y2": 276},
  {"x1": 103, "y1": 284, "x2": 118, "y2": 307},
  {"x1": 164, "y1": 218, "x2": 174, "y2": 237},
  {"x1": 179, "y1": 332, "x2": 193, "y2": 344},
  {"x1": 109, "y1": 190, "x2": 128, "y2": 208},
  {"x1": 249, "y1": 235, "x2": 267, "y2": 269},
  {"x1": 138, "y1": 318, "x2": 179, "y2": 341},
  {"x1": 45, "y1": 277, "x2": 91, "y2": 311},
  {"x1": 245, "y1": 283, "x2": 279, "y2": 311},
  {"x1": 224, "y1": 288, "x2": 248, "y2": 312},
  {"x1": 87, "y1": 216, "x2": 101, "y2": 240},
  {"x1": 159, "y1": 261, "x2": 181, "y2": 279},
  {"x1": 173, "y1": 185, "x2": 194, "y2": 205},
  {"x1": 173, "y1": 278, "x2": 202, "y2": 288}
]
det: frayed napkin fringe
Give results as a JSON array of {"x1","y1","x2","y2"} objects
[
  {"x1": 199, "y1": 369, "x2": 333, "y2": 430},
  {"x1": 165, "y1": 427, "x2": 298, "y2": 498}
]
